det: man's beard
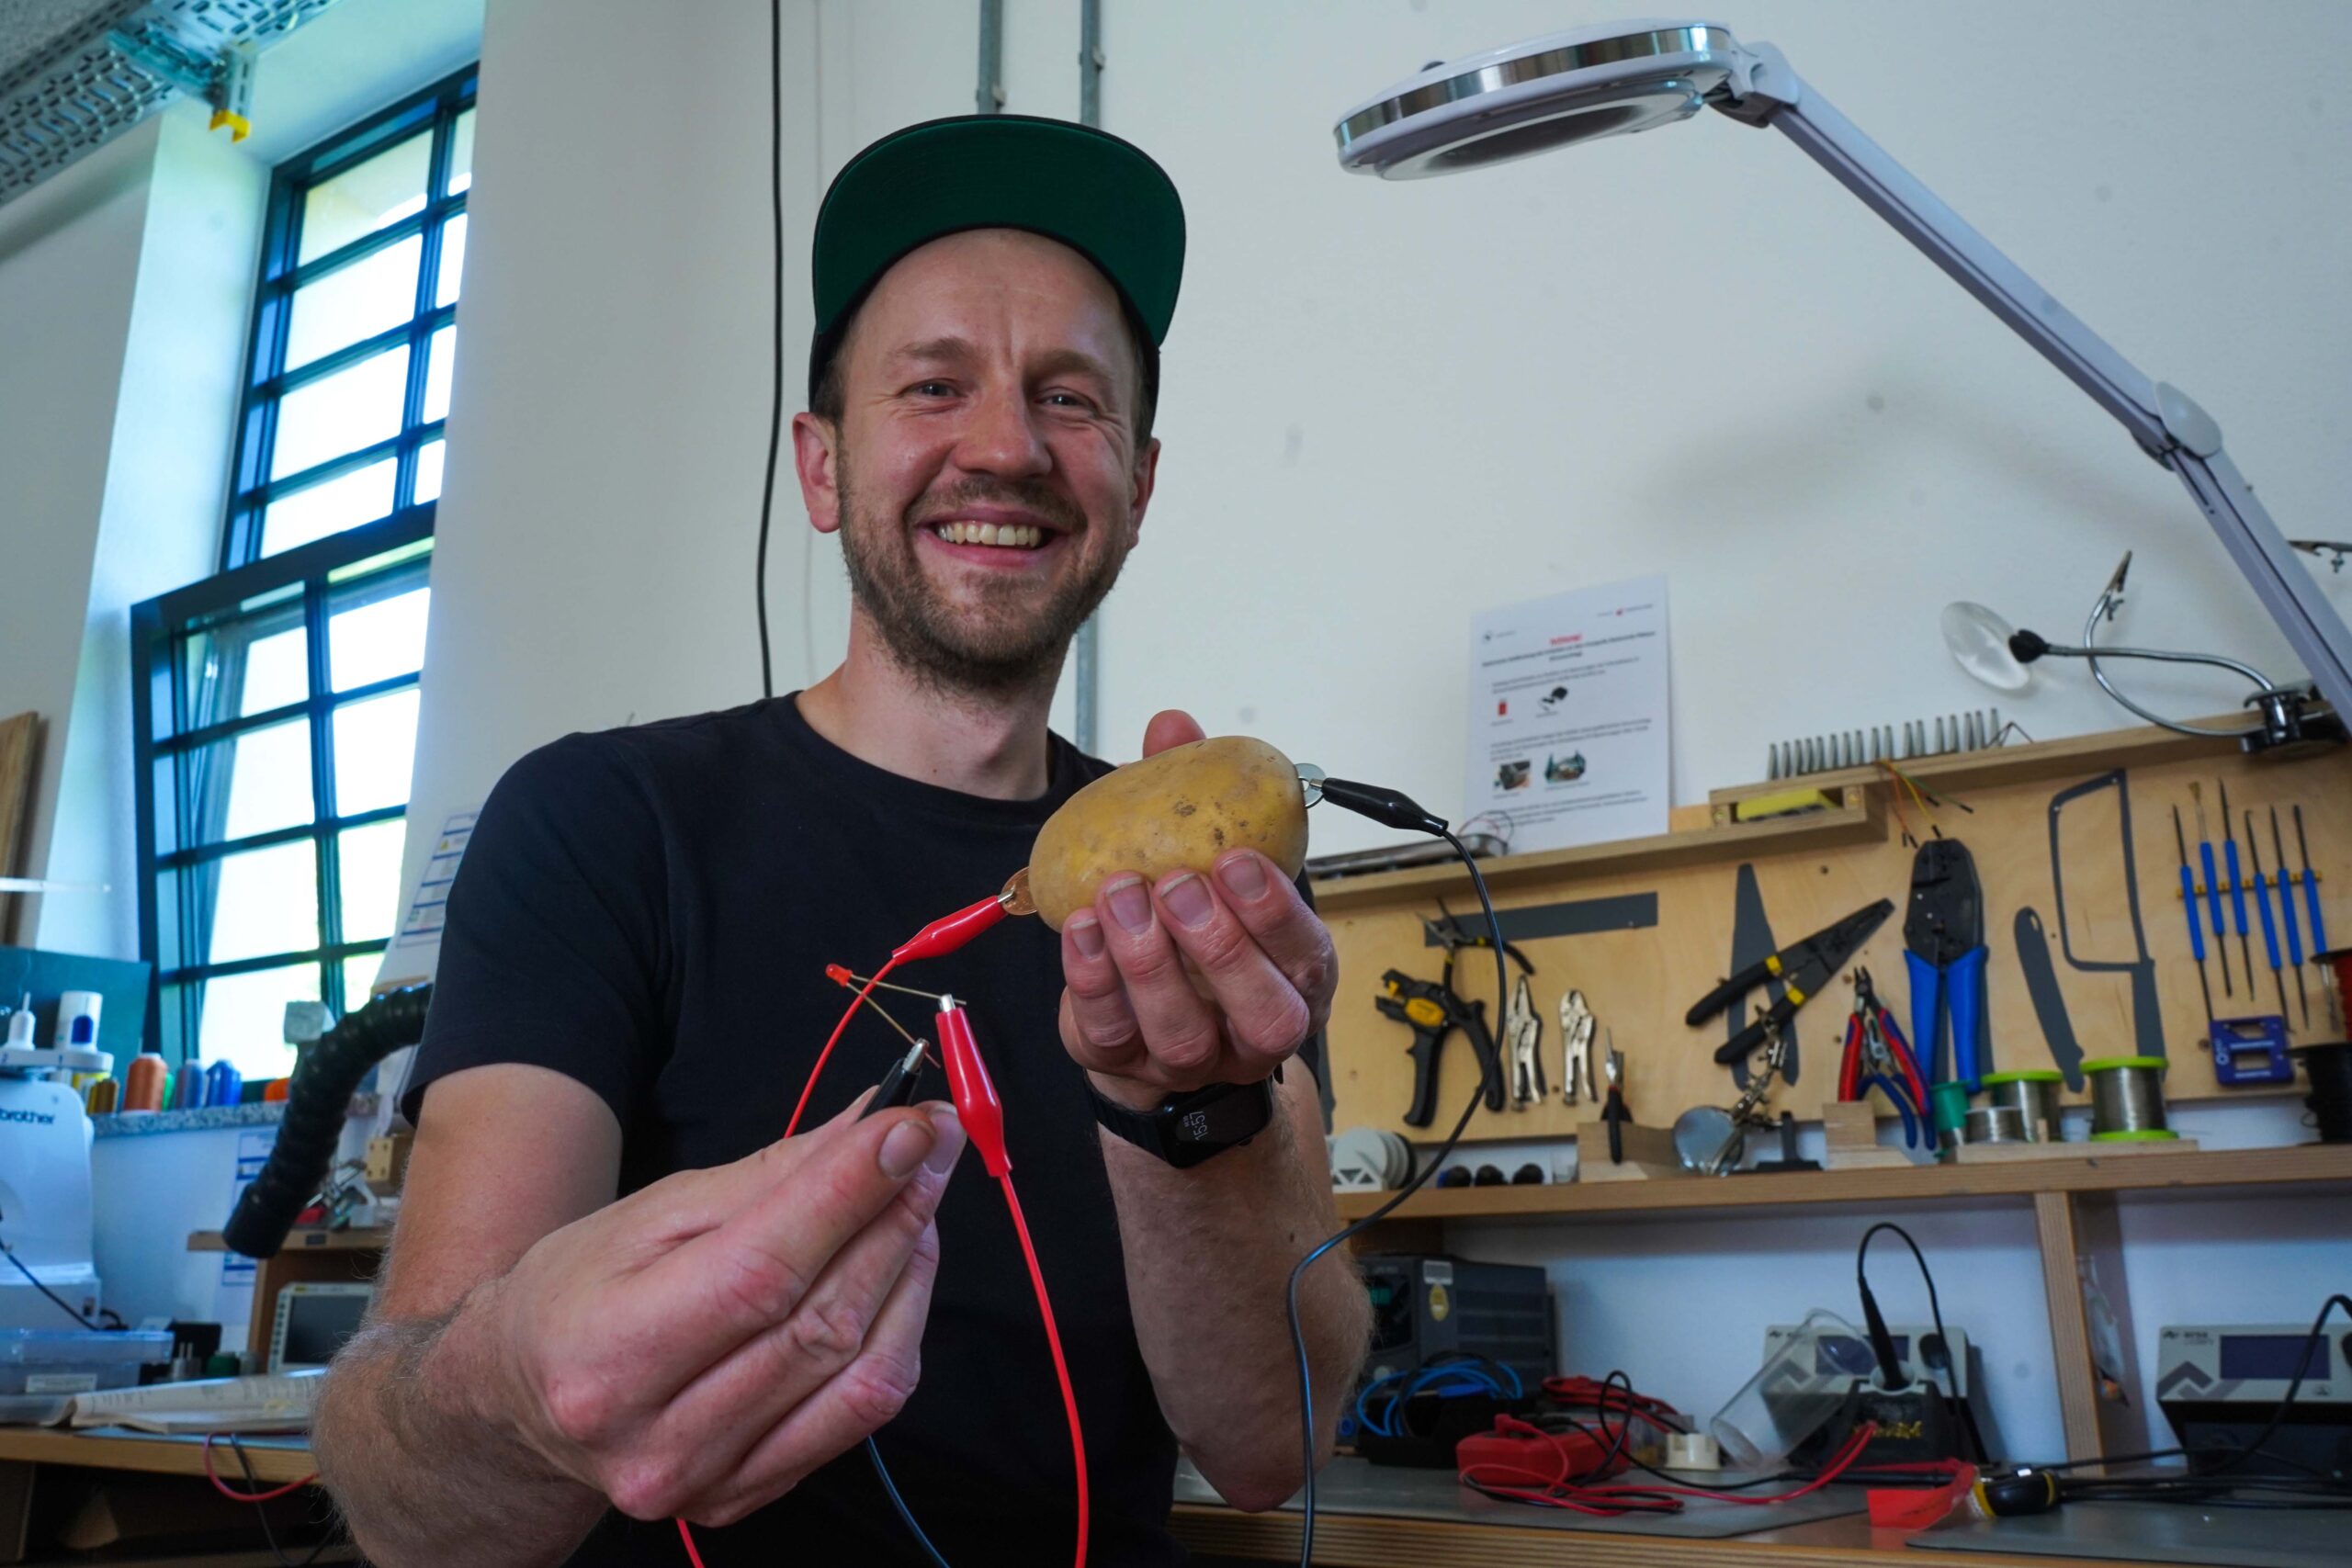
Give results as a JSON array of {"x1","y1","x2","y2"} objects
[{"x1": 837, "y1": 460, "x2": 1130, "y2": 696}]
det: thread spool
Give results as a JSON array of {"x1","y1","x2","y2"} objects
[
  {"x1": 122, "y1": 1049, "x2": 167, "y2": 1112},
  {"x1": 2083, "y1": 1056, "x2": 2175, "y2": 1141},
  {"x1": 1929, "y1": 1081, "x2": 1973, "y2": 1152},
  {"x1": 1980, "y1": 1070, "x2": 2064, "y2": 1142},
  {"x1": 1964, "y1": 1105, "x2": 2029, "y2": 1145}
]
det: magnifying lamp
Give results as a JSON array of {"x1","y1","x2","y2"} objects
[{"x1": 1333, "y1": 19, "x2": 2352, "y2": 727}]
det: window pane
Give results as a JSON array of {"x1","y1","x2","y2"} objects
[
  {"x1": 283, "y1": 236, "x2": 422, "y2": 371},
  {"x1": 331, "y1": 586, "x2": 430, "y2": 691},
  {"x1": 179, "y1": 617, "x2": 307, "y2": 728},
  {"x1": 337, "y1": 818, "x2": 407, "y2": 942},
  {"x1": 333, "y1": 689, "x2": 420, "y2": 814},
  {"x1": 262, "y1": 458, "x2": 397, "y2": 556},
  {"x1": 343, "y1": 951, "x2": 385, "y2": 1004},
  {"x1": 300, "y1": 132, "x2": 431, "y2": 265},
  {"x1": 413, "y1": 438, "x2": 446, "y2": 502},
  {"x1": 435, "y1": 212, "x2": 466, "y2": 307},
  {"x1": 197, "y1": 964, "x2": 317, "y2": 1079},
  {"x1": 272, "y1": 345, "x2": 410, "y2": 480},
  {"x1": 207, "y1": 718, "x2": 315, "y2": 841},
  {"x1": 206, "y1": 840, "x2": 321, "y2": 964},
  {"x1": 422, "y1": 324, "x2": 456, "y2": 423},
  {"x1": 447, "y1": 107, "x2": 475, "y2": 195}
]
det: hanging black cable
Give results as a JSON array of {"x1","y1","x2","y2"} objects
[{"x1": 753, "y1": 0, "x2": 786, "y2": 698}]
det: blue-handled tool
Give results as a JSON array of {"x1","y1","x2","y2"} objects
[
  {"x1": 2294, "y1": 805, "x2": 2329, "y2": 953},
  {"x1": 2220, "y1": 781, "x2": 2256, "y2": 998},
  {"x1": 2190, "y1": 783, "x2": 2233, "y2": 998},
  {"x1": 2270, "y1": 807, "x2": 2311, "y2": 1027},
  {"x1": 2245, "y1": 810, "x2": 2292, "y2": 1022},
  {"x1": 1905, "y1": 838, "x2": 1989, "y2": 1090},
  {"x1": 2170, "y1": 806, "x2": 2218, "y2": 1032}
]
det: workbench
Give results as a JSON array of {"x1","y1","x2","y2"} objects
[{"x1": 0, "y1": 1426, "x2": 336, "y2": 1565}]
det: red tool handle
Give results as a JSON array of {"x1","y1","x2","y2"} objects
[{"x1": 1838, "y1": 1015, "x2": 1865, "y2": 1101}]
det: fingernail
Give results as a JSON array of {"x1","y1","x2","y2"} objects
[
  {"x1": 1160, "y1": 873, "x2": 1214, "y2": 929},
  {"x1": 878, "y1": 1116, "x2": 937, "y2": 1179},
  {"x1": 1104, "y1": 876, "x2": 1152, "y2": 934},
  {"x1": 1216, "y1": 852, "x2": 1268, "y2": 901},
  {"x1": 922, "y1": 1106, "x2": 965, "y2": 1175},
  {"x1": 1068, "y1": 911, "x2": 1105, "y2": 959}
]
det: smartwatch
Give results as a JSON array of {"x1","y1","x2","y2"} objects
[{"x1": 1087, "y1": 1072, "x2": 1276, "y2": 1168}]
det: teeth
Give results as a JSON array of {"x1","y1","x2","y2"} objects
[{"x1": 934, "y1": 522, "x2": 1045, "y2": 548}]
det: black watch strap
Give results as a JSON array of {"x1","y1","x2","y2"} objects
[{"x1": 1087, "y1": 1073, "x2": 1276, "y2": 1168}]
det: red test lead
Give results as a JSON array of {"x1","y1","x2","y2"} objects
[{"x1": 935, "y1": 997, "x2": 1008, "y2": 1177}]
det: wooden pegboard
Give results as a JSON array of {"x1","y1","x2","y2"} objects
[{"x1": 1315, "y1": 721, "x2": 2352, "y2": 1145}]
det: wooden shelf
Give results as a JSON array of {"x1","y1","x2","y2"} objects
[
  {"x1": 187, "y1": 1228, "x2": 389, "y2": 1253},
  {"x1": 1310, "y1": 793, "x2": 1881, "y2": 914},
  {"x1": 1334, "y1": 1144, "x2": 2352, "y2": 1224},
  {"x1": 0, "y1": 1427, "x2": 315, "y2": 1486}
]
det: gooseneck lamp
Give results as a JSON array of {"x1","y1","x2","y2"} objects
[{"x1": 1332, "y1": 20, "x2": 2352, "y2": 727}]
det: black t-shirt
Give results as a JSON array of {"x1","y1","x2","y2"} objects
[{"x1": 401, "y1": 695, "x2": 1287, "y2": 1566}]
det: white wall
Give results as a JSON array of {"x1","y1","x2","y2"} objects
[
  {"x1": 390, "y1": 1, "x2": 2352, "y2": 1462},
  {"x1": 0, "y1": 125, "x2": 156, "y2": 943}
]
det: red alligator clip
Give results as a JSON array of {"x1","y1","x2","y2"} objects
[{"x1": 936, "y1": 998, "x2": 1009, "y2": 1178}]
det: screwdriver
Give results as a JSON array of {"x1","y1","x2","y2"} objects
[
  {"x1": 2245, "y1": 810, "x2": 2293, "y2": 1023},
  {"x1": 2170, "y1": 807, "x2": 2218, "y2": 1033},
  {"x1": 2190, "y1": 784, "x2": 2233, "y2": 998},
  {"x1": 2219, "y1": 782, "x2": 2256, "y2": 998},
  {"x1": 2271, "y1": 807, "x2": 2310, "y2": 1027},
  {"x1": 2294, "y1": 805, "x2": 2329, "y2": 953}
]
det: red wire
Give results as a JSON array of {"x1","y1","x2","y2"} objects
[
  {"x1": 784, "y1": 955, "x2": 902, "y2": 1137},
  {"x1": 1461, "y1": 1420, "x2": 1880, "y2": 1517},
  {"x1": 998, "y1": 1170, "x2": 1090, "y2": 1568},
  {"x1": 202, "y1": 1430, "x2": 316, "y2": 1502},
  {"x1": 675, "y1": 1517, "x2": 708, "y2": 1567}
]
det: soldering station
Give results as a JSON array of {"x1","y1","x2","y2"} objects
[{"x1": 3, "y1": 6, "x2": 2350, "y2": 1568}]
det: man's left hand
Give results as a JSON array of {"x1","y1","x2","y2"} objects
[{"x1": 1057, "y1": 710, "x2": 1337, "y2": 1111}]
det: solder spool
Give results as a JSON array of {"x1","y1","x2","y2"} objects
[
  {"x1": 1979, "y1": 1070, "x2": 2064, "y2": 1142},
  {"x1": 1964, "y1": 1105, "x2": 2030, "y2": 1145},
  {"x1": 2083, "y1": 1056, "x2": 2175, "y2": 1141}
]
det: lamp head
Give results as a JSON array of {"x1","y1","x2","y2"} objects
[{"x1": 1334, "y1": 20, "x2": 1747, "y2": 178}]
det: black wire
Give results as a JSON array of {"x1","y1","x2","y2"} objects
[
  {"x1": 1291, "y1": 829, "x2": 1505, "y2": 1567},
  {"x1": 228, "y1": 1436, "x2": 334, "y2": 1567},
  {"x1": 0, "y1": 1231, "x2": 99, "y2": 1328},
  {"x1": 865, "y1": 1437, "x2": 953, "y2": 1568},
  {"x1": 1855, "y1": 1222, "x2": 1953, "y2": 1400},
  {"x1": 753, "y1": 0, "x2": 785, "y2": 700}
]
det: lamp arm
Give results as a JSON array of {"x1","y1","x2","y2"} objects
[{"x1": 1713, "y1": 43, "x2": 2352, "y2": 725}]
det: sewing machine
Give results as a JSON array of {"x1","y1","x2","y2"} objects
[{"x1": 0, "y1": 1040, "x2": 108, "y2": 1329}]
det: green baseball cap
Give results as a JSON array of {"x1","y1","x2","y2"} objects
[{"x1": 808, "y1": 114, "x2": 1185, "y2": 403}]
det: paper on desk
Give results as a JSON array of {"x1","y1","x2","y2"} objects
[
  {"x1": 1464, "y1": 578, "x2": 1670, "y2": 853},
  {"x1": 64, "y1": 1369, "x2": 323, "y2": 1433}
]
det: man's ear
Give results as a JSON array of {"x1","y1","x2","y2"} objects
[
  {"x1": 1125, "y1": 435, "x2": 1161, "y2": 548},
  {"x1": 792, "y1": 411, "x2": 842, "y2": 535}
]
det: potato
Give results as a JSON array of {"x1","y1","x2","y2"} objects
[{"x1": 1028, "y1": 736, "x2": 1310, "y2": 930}]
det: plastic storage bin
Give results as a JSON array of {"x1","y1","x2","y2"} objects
[{"x1": 0, "y1": 1328, "x2": 174, "y2": 1425}]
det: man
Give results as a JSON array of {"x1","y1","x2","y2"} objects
[{"x1": 314, "y1": 114, "x2": 1369, "y2": 1565}]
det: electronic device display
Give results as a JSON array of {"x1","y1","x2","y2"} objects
[
  {"x1": 1763, "y1": 1320, "x2": 1973, "y2": 1398},
  {"x1": 2158, "y1": 1323, "x2": 2349, "y2": 1477},
  {"x1": 268, "y1": 1283, "x2": 374, "y2": 1373}
]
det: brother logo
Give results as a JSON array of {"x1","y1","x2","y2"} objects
[{"x1": 0, "y1": 1108, "x2": 58, "y2": 1126}]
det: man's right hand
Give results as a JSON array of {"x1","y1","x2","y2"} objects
[{"x1": 458, "y1": 1096, "x2": 964, "y2": 1528}]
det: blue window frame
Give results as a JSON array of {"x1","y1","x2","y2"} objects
[{"x1": 131, "y1": 69, "x2": 473, "y2": 1074}]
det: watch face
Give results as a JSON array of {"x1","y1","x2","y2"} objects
[{"x1": 1174, "y1": 1085, "x2": 1269, "y2": 1145}]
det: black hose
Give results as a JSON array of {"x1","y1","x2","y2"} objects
[{"x1": 221, "y1": 986, "x2": 433, "y2": 1259}]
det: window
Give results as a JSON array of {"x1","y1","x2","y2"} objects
[{"x1": 132, "y1": 70, "x2": 472, "y2": 1076}]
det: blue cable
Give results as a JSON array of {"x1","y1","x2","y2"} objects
[{"x1": 865, "y1": 1437, "x2": 952, "y2": 1568}]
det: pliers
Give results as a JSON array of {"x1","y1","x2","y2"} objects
[
  {"x1": 1503, "y1": 975, "x2": 1546, "y2": 1108},
  {"x1": 1904, "y1": 838, "x2": 1989, "y2": 1091},
  {"x1": 1838, "y1": 967, "x2": 1928, "y2": 1146}
]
